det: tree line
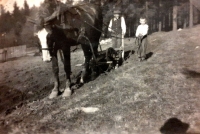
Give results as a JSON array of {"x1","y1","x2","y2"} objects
[
  {"x1": 0, "y1": 0, "x2": 199, "y2": 49},
  {"x1": 99, "y1": 0, "x2": 200, "y2": 37},
  {"x1": 0, "y1": 0, "x2": 32, "y2": 48}
]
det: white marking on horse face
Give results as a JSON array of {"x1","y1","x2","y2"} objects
[
  {"x1": 72, "y1": 0, "x2": 84, "y2": 5},
  {"x1": 36, "y1": 28, "x2": 52, "y2": 62},
  {"x1": 60, "y1": 0, "x2": 67, "y2": 3}
]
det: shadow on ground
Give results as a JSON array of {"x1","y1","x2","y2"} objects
[
  {"x1": 160, "y1": 118, "x2": 189, "y2": 134},
  {"x1": 146, "y1": 52, "x2": 153, "y2": 60},
  {"x1": 182, "y1": 69, "x2": 200, "y2": 79},
  {"x1": 160, "y1": 117, "x2": 199, "y2": 134}
]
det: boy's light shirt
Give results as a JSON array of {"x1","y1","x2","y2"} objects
[
  {"x1": 108, "y1": 16, "x2": 126, "y2": 35},
  {"x1": 136, "y1": 24, "x2": 149, "y2": 37}
]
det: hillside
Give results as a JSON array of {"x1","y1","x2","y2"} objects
[{"x1": 0, "y1": 25, "x2": 200, "y2": 134}]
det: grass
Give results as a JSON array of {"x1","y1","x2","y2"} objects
[{"x1": 1, "y1": 25, "x2": 200, "y2": 134}]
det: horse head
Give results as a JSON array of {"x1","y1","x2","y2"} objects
[
  {"x1": 30, "y1": 17, "x2": 52, "y2": 62},
  {"x1": 30, "y1": 0, "x2": 58, "y2": 62},
  {"x1": 31, "y1": 1, "x2": 77, "y2": 62},
  {"x1": 36, "y1": 27, "x2": 52, "y2": 62},
  {"x1": 31, "y1": 1, "x2": 103, "y2": 63}
]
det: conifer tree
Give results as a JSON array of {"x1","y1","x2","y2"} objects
[
  {"x1": 189, "y1": 0, "x2": 194, "y2": 27},
  {"x1": 0, "y1": 5, "x2": 12, "y2": 33},
  {"x1": 23, "y1": 0, "x2": 30, "y2": 16}
]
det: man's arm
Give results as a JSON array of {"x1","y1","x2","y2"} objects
[
  {"x1": 121, "y1": 16, "x2": 126, "y2": 35},
  {"x1": 108, "y1": 19, "x2": 113, "y2": 32}
]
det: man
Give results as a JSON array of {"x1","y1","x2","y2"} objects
[
  {"x1": 108, "y1": 9, "x2": 126, "y2": 49},
  {"x1": 108, "y1": 9, "x2": 126, "y2": 68}
]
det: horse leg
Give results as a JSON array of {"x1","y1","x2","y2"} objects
[
  {"x1": 90, "y1": 43, "x2": 99, "y2": 80},
  {"x1": 80, "y1": 42, "x2": 99, "y2": 82},
  {"x1": 62, "y1": 49, "x2": 72, "y2": 98},
  {"x1": 80, "y1": 55, "x2": 91, "y2": 83},
  {"x1": 49, "y1": 54, "x2": 60, "y2": 99},
  {"x1": 80, "y1": 44, "x2": 91, "y2": 83}
]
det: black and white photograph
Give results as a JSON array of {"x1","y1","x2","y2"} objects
[{"x1": 0, "y1": 0, "x2": 200, "y2": 133}]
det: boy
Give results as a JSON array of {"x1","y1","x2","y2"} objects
[{"x1": 135, "y1": 17, "x2": 149, "y2": 61}]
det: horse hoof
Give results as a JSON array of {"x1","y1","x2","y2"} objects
[
  {"x1": 49, "y1": 90, "x2": 58, "y2": 99},
  {"x1": 62, "y1": 88, "x2": 71, "y2": 98},
  {"x1": 80, "y1": 77, "x2": 84, "y2": 83},
  {"x1": 59, "y1": 88, "x2": 65, "y2": 93},
  {"x1": 115, "y1": 64, "x2": 119, "y2": 69}
]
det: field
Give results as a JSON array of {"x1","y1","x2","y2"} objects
[{"x1": 0, "y1": 25, "x2": 200, "y2": 134}]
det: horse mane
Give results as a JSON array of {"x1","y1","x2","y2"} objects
[
  {"x1": 32, "y1": 1, "x2": 103, "y2": 44},
  {"x1": 35, "y1": 1, "x2": 101, "y2": 29}
]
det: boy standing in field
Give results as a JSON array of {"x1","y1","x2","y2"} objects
[{"x1": 135, "y1": 17, "x2": 149, "y2": 61}]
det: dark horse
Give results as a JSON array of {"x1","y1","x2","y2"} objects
[{"x1": 33, "y1": 1, "x2": 103, "y2": 99}]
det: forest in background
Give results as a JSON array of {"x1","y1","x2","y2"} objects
[{"x1": 0, "y1": 0, "x2": 199, "y2": 49}]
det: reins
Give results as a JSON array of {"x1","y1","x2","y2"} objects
[
  {"x1": 39, "y1": 3, "x2": 125, "y2": 53},
  {"x1": 82, "y1": 18, "x2": 124, "y2": 39},
  {"x1": 65, "y1": 5, "x2": 124, "y2": 39}
]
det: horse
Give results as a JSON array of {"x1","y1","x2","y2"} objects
[{"x1": 33, "y1": 1, "x2": 103, "y2": 99}]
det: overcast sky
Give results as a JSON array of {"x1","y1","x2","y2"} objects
[
  {"x1": 0, "y1": 0, "x2": 44, "y2": 12},
  {"x1": 0, "y1": 0, "x2": 85, "y2": 12}
]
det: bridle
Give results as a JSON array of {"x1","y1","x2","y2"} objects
[{"x1": 41, "y1": 48, "x2": 51, "y2": 50}]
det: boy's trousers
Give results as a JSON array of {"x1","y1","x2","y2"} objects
[{"x1": 136, "y1": 35, "x2": 147, "y2": 59}]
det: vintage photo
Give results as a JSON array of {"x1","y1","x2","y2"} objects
[{"x1": 0, "y1": 0, "x2": 200, "y2": 133}]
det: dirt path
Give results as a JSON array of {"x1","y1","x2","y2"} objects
[{"x1": 1, "y1": 26, "x2": 200, "y2": 134}]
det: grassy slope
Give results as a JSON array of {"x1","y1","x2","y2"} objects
[{"x1": 1, "y1": 25, "x2": 200, "y2": 134}]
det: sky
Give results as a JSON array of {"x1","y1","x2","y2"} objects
[{"x1": 0, "y1": 0, "x2": 45, "y2": 12}]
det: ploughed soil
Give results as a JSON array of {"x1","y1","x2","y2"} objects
[{"x1": 1, "y1": 25, "x2": 200, "y2": 134}]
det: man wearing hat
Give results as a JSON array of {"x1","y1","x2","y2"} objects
[
  {"x1": 108, "y1": 9, "x2": 126, "y2": 49},
  {"x1": 108, "y1": 9, "x2": 126, "y2": 68}
]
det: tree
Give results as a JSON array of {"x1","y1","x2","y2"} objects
[
  {"x1": 13, "y1": 2, "x2": 20, "y2": 22},
  {"x1": 189, "y1": 0, "x2": 194, "y2": 27},
  {"x1": 12, "y1": 2, "x2": 25, "y2": 45},
  {"x1": 173, "y1": 0, "x2": 178, "y2": 31},
  {"x1": 23, "y1": 0, "x2": 30, "y2": 16},
  {"x1": 178, "y1": 2, "x2": 189, "y2": 29},
  {"x1": 0, "y1": 6, "x2": 13, "y2": 33},
  {"x1": 0, "y1": 4, "x2": 6, "y2": 16}
]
